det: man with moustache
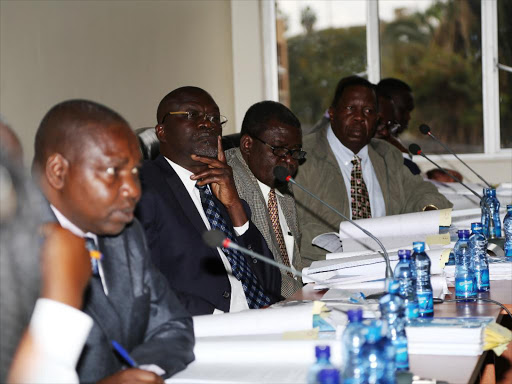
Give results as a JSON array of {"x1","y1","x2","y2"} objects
[
  {"x1": 295, "y1": 76, "x2": 452, "y2": 265},
  {"x1": 32, "y1": 100, "x2": 194, "y2": 383},
  {"x1": 135, "y1": 87, "x2": 281, "y2": 316},
  {"x1": 225, "y1": 101, "x2": 305, "y2": 298}
]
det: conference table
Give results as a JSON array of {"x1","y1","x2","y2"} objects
[
  {"x1": 168, "y1": 279, "x2": 512, "y2": 384},
  {"x1": 292, "y1": 281, "x2": 512, "y2": 384}
]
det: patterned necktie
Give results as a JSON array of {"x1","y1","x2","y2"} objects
[
  {"x1": 267, "y1": 189, "x2": 293, "y2": 278},
  {"x1": 350, "y1": 155, "x2": 372, "y2": 220},
  {"x1": 85, "y1": 237, "x2": 100, "y2": 276},
  {"x1": 196, "y1": 184, "x2": 271, "y2": 309}
]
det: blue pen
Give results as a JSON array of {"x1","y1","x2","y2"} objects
[{"x1": 111, "y1": 340, "x2": 138, "y2": 367}]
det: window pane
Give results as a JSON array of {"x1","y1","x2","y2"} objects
[
  {"x1": 498, "y1": 0, "x2": 512, "y2": 149},
  {"x1": 276, "y1": 0, "x2": 367, "y2": 133},
  {"x1": 380, "y1": 0, "x2": 483, "y2": 154}
]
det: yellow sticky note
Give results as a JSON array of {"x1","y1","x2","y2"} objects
[
  {"x1": 282, "y1": 328, "x2": 319, "y2": 340},
  {"x1": 426, "y1": 233, "x2": 451, "y2": 246},
  {"x1": 439, "y1": 249, "x2": 452, "y2": 269},
  {"x1": 312, "y1": 300, "x2": 326, "y2": 315},
  {"x1": 438, "y1": 208, "x2": 452, "y2": 227}
]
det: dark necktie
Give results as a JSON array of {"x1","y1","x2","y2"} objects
[
  {"x1": 84, "y1": 237, "x2": 108, "y2": 295},
  {"x1": 196, "y1": 184, "x2": 271, "y2": 309},
  {"x1": 350, "y1": 155, "x2": 372, "y2": 220}
]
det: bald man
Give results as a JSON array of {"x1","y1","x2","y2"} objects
[
  {"x1": 32, "y1": 99, "x2": 194, "y2": 383},
  {"x1": 135, "y1": 86, "x2": 282, "y2": 316}
]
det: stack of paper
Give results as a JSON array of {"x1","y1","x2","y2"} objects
[
  {"x1": 444, "y1": 260, "x2": 512, "y2": 281},
  {"x1": 406, "y1": 317, "x2": 494, "y2": 355}
]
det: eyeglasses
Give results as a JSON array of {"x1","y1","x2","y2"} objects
[
  {"x1": 162, "y1": 110, "x2": 228, "y2": 126},
  {"x1": 252, "y1": 136, "x2": 306, "y2": 160}
]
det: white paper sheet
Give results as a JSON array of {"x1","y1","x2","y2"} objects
[
  {"x1": 193, "y1": 303, "x2": 316, "y2": 338},
  {"x1": 338, "y1": 209, "x2": 451, "y2": 239}
]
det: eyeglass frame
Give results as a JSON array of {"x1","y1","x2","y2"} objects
[
  {"x1": 252, "y1": 135, "x2": 307, "y2": 160},
  {"x1": 161, "y1": 111, "x2": 228, "y2": 126}
]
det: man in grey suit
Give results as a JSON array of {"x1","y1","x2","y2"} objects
[
  {"x1": 226, "y1": 101, "x2": 305, "y2": 298},
  {"x1": 31, "y1": 100, "x2": 194, "y2": 383},
  {"x1": 295, "y1": 76, "x2": 452, "y2": 266}
]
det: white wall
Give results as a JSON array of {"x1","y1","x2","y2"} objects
[{"x1": 0, "y1": 0, "x2": 240, "y2": 164}]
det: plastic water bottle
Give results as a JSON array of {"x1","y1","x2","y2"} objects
[
  {"x1": 393, "y1": 250, "x2": 419, "y2": 321},
  {"x1": 469, "y1": 223, "x2": 490, "y2": 292},
  {"x1": 505, "y1": 205, "x2": 512, "y2": 259},
  {"x1": 454, "y1": 230, "x2": 477, "y2": 301},
  {"x1": 481, "y1": 188, "x2": 491, "y2": 237},
  {"x1": 308, "y1": 346, "x2": 335, "y2": 384},
  {"x1": 412, "y1": 242, "x2": 434, "y2": 318},
  {"x1": 360, "y1": 322, "x2": 396, "y2": 384},
  {"x1": 341, "y1": 309, "x2": 366, "y2": 384},
  {"x1": 317, "y1": 368, "x2": 341, "y2": 384},
  {"x1": 487, "y1": 188, "x2": 502, "y2": 238},
  {"x1": 379, "y1": 280, "x2": 409, "y2": 371}
]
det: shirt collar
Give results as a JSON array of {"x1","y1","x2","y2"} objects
[
  {"x1": 164, "y1": 156, "x2": 202, "y2": 195},
  {"x1": 326, "y1": 124, "x2": 369, "y2": 164},
  {"x1": 257, "y1": 179, "x2": 284, "y2": 199},
  {"x1": 50, "y1": 205, "x2": 98, "y2": 245}
]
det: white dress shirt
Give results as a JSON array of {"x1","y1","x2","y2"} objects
[
  {"x1": 164, "y1": 157, "x2": 250, "y2": 313},
  {"x1": 256, "y1": 180, "x2": 295, "y2": 268},
  {"x1": 326, "y1": 125, "x2": 386, "y2": 219}
]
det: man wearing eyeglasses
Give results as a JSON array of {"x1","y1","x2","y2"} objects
[
  {"x1": 135, "y1": 87, "x2": 282, "y2": 316},
  {"x1": 225, "y1": 101, "x2": 305, "y2": 298}
]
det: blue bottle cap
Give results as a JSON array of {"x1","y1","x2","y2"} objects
[
  {"x1": 484, "y1": 187, "x2": 491, "y2": 196},
  {"x1": 317, "y1": 368, "x2": 340, "y2": 384},
  {"x1": 507, "y1": 204, "x2": 512, "y2": 211},
  {"x1": 413, "y1": 242, "x2": 425, "y2": 252},
  {"x1": 347, "y1": 309, "x2": 363, "y2": 323},
  {"x1": 489, "y1": 189, "x2": 496, "y2": 197},
  {"x1": 315, "y1": 345, "x2": 331, "y2": 359},
  {"x1": 458, "y1": 229, "x2": 470, "y2": 239},
  {"x1": 388, "y1": 279, "x2": 400, "y2": 293},
  {"x1": 398, "y1": 249, "x2": 411, "y2": 260},
  {"x1": 471, "y1": 222, "x2": 483, "y2": 233}
]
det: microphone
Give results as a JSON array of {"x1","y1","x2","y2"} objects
[
  {"x1": 409, "y1": 143, "x2": 497, "y2": 238},
  {"x1": 202, "y1": 229, "x2": 325, "y2": 284},
  {"x1": 273, "y1": 166, "x2": 393, "y2": 279},
  {"x1": 419, "y1": 124, "x2": 491, "y2": 187}
]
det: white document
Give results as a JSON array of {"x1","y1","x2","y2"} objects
[
  {"x1": 338, "y1": 209, "x2": 451, "y2": 240},
  {"x1": 193, "y1": 303, "x2": 316, "y2": 338}
]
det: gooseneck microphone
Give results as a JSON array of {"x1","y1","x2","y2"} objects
[
  {"x1": 202, "y1": 230, "x2": 324, "y2": 284},
  {"x1": 273, "y1": 166, "x2": 393, "y2": 279},
  {"x1": 409, "y1": 143, "x2": 496, "y2": 238},
  {"x1": 419, "y1": 124, "x2": 492, "y2": 187}
]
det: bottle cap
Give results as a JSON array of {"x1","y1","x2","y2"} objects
[
  {"x1": 388, "y1": 279, "x2": 400, "y2": 293},
  {"x1": 458, "y1": 229, "x2": 470, "y2": 239},
  {"x1": 484, "y1": 187, "x2": 491, "y2": 196},
  {"x1": 315, "y1": 345, "x2": 331, "y2": 359},
  {"x1": 398, "y1": 249, "x2": 411, "y2": 260},
  {"x1": 317, "y1": 368, "x2": 340, "y2": 384},
  {"x1": 489, "y1": 189, "x2": 496, "y2": 197},
  {"x1": 507, "y1": 204, "x2": 512, "y2": 210},
  {"x1": 412, "y1": 242, "x2": 425, "y2": 252},
  {"x1": 347, "y1": 309, "x2": 363, "y2": 323},
  {"x1": 471, "y1": 222, "x2": 483, "y2": 233}
]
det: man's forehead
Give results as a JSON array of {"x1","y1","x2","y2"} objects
[
  {"x1": 340, "y1": 85, "x2": 376, "y2": 103},
  {"x1": 166, "y1": 91, "x2": 218, "y2": 109}
]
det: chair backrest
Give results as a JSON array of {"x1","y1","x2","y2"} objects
[{"x1": 135, "y1": 127, "x2": 241, "y2": 161}]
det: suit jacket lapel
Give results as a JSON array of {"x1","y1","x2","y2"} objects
[
  {"x1": 155, "y1": 155, "x2": 208, "y2": 236},
  {"x1": 368, "y1": 142, "x2": 390, "y2": 215}
]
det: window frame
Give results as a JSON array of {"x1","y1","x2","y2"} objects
[{"x1": 264, "y1": 0, "x2": 511, "y2": 157}]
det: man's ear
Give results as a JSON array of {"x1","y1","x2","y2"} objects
[
  {"x1": 328, "y1": 107, "x2": 334, "y2": 122},
  {"x1": 239, "y1": 134, "x2": 253, "y2": 156},
  {"x1": 45, "y1": 154, "x2": 69, "y2": 190},
  {"x1": 155, "y1": 124, "x2": 167, "y2": 143}
]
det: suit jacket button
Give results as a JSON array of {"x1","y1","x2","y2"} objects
[
  {"x1": 223, "y1": 291, "x2": 230, "y2": 299},
  {"x1": 252, "y1": 258, "x2": 257, "y2": 264}
]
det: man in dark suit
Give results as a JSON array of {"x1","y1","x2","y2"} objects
[
  {"x1": 32, "y1": 99, "x2": 194, "y2": 383},
  {"x1": 135, "y1": 86, "x2": 281, "y2": 316},
  {"x1": 225, "y1": 101, "x2": 305, "y2": 298}
]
